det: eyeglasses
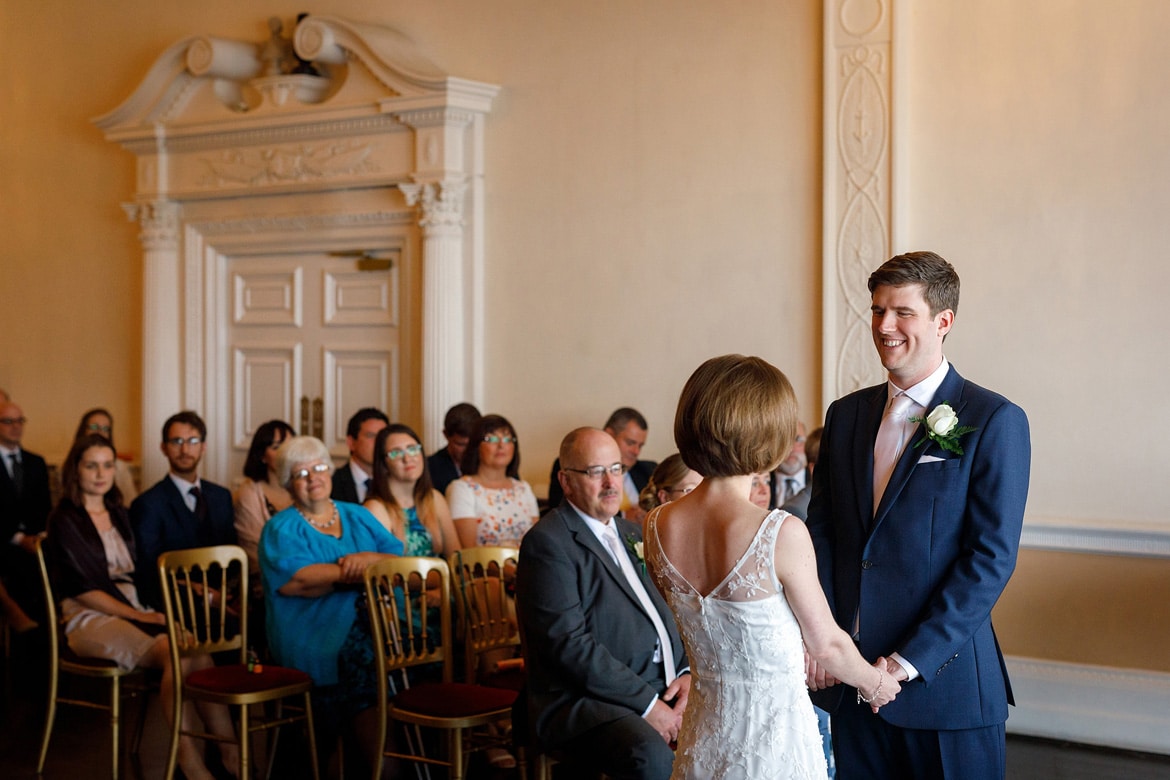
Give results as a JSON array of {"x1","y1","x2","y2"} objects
[
  {"x1": 291, "y1": 463, "x2": 331, "y2": 481},
  {"x1": 164, "y1": 436, "x2": 203, "y2": 447},
  {"x1": 386, "y1": 444, "x2": 423, "y2": 460},
  {"x1": 86, "y1": 423, "x2": 112, "y2": 434},
  {"x1": 483, "y1": 435, "x2": 516, "y2": 445},
  {"x1": 563, "y1": 463, "x2": 624, "y2": 480},
  {"x1": 0, "y1": 417, "x2": 27, "y2": 425},
  {"x1": 666, "y1": 485, "x2": 697, "y2": 496}
]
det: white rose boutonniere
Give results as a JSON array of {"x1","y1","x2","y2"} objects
[
  {"x1": 910, "y1": 402, "x2": 976, "y2": 455},
  {"x1": 625, "y1": 533, "x2": 646, "y2": 574}
]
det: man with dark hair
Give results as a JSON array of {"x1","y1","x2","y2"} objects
[
  {"x1": 0, "y1": 400, "x2": 51, "y2": 620},
  {"x1": 546, "y1": 407, "x2": 657, "y2": 517},
  {"x1": 427, "y1": 402, "x2": 480, "y2": 495},
  {"x1": 331, "y1": 406, "x2": 389, "y2": 504},
  {"x1": 130, "y1": 410, "x2": 236, "y2": 609},
  {"x1": 807, "y1": 251, "x2": 1030, "y2": 779}
]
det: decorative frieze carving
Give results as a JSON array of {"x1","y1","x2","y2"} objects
[{"x1": 198, "y1": 141, "x2": 377, "y2": 186}]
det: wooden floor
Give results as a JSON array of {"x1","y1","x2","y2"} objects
[{"x1": 4, "y1": 642, "x2": 1170, "y2": 779}]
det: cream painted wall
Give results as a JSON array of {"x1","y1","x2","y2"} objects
[
  {"x1": 901, "y1": 2, "x2": 1170, "y2": 528},
  {"x1": 0, "y1": 0, "x2": 1167, "y2": 696},
  {"x1": 0, "y1": 0, "x2": 822, "y2": 493}
]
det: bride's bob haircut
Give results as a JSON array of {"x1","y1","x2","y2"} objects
[{"x1": 674, "y1": 354, "x2": 798, "y2": 478}]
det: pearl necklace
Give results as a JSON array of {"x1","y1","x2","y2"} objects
[{"x1": 297, "y1": 500, "x2": 339, "y2": 529}]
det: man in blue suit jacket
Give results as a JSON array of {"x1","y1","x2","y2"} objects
[
  {"x1": 807, "y1": 252, "x2": 1030, "y2": 779},
  {"x1": 130, "y1": 411, "x2": 236, "y2": 609}
]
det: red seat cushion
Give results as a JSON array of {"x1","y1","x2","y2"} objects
[
  {"x1": 392, "y1": 682, "x2": 516, "y2": 718},
  {"x1": 187, "y1": 663, "x2": 311, "y2": 694}
]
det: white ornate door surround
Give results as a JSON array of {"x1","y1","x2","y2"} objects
[{"x1": 94, "y1": 15, "x2": 499, "y2": 482}]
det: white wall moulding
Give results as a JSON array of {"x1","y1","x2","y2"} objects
[
  {"x1": 1005, "y1": 656, "x2": 1170, "y2": 756},
  {"x1": 94, "y1": 15, "x2": 499, "y2": 480},
  {"x1": 822, "y1": 0, "x2": 896, "y2": 408},
  {"x1": 1020, "y1": 518, "x2": 1170, "y2": 559}
]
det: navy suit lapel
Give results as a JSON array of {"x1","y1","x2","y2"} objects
[
  {"x1": 873, "y1": 366, "x2": 967, "y2": 527},
  {"x1": 856, "y1": 386, "x2": 887, "y2": 528}
]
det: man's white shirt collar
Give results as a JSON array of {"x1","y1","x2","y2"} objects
[{"x1": 889, "y1": 357, "x2": 951, "y2": 412}]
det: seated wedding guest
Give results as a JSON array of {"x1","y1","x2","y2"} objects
[
  {"x1": 448, "y1": 414, "x2": 539, "y2": 549},
  {"x1": 427, "y1": 403, "x2": 480, "y2": 496},
  {"x1": 769, "y1": 421, "x2": 808, "y2": 508},
  {"x1": 1, "y1": 399, "x2": 52, "y2": 622},
  {"x1": 638, "y1": 453, "x2": 702, "y2": 513},
  {"x1": 331, "y1": 407, "x2": 389, "y2": 505},
  {"x1": 130, "y1": 411, "x2": 235, "y2": 610},
  {"x1": 72, "y1": 408, "x2": 138, "y2": 504},
  {"x1": 645, "y1": 355, "x2": 898, "y2": 778},
  {"x1": 546, "y1": 407, "x2": 657, "y2": 521},
  {"x1": 259, "y1": 435, "x2": 403, "y2": 771},
  {"x1": 233, "y1": 419, "x2": 296, "y2": 576},
  {"x1": 48, "y1": 434, "x2": 237, "y2": 780},
  {"x1": 365, "y1": 424, "x2": 458, "y2": 557},
  {"x1": 518, "y1": 428, "x2": 689, "y2": 780},
  {"x1": 780, "y1": 426, "x2": 822, "y2": 521},
  {"x1": 748, "y1": 472, "x2": 772, "y2": 509}
]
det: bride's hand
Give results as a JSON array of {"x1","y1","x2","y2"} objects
[
  {"x1": 861, "y1": 658, "x2": 901, "y2": 712},
  {"x1": 663, "y1": 672, "x2": 691, "y2": 713}
]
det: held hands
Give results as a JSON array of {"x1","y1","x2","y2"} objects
[{"x1": 857, "y1": 657, "x2": 901, "y2": 713}]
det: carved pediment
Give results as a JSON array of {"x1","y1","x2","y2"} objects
[{"x1": 94, "y1": 15, "x2": 497, "y2": 147}]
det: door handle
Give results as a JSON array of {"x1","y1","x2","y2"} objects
[{"x1": 312, "y1": 397, "x2": 324, "y2": 440}]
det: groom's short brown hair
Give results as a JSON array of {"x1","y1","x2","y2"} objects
[
  {"x1": 868, "y1": 250, "x2": 960, "y2": 317},
  {"x1": 674, "y1": 354, "x2": 797, "y2": 478}
]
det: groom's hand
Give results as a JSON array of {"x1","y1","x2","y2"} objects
[
  {"x1": 805, "y1": 652, "x2": 839, "y2": 690},
  {"x1": 882, "y1": 656, "x2": 909, "y2": 682}
]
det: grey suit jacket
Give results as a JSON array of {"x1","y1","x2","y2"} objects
[{"x1": 516, "y1": 501, "x2": 687, "y2": 748}]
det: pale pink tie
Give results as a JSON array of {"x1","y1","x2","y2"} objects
[{"x1": 873, "y1": 393, "x2": 916, "y2": 514}]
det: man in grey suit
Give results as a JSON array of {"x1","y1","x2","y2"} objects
[{"x1": 517, "y1": 427, "x2": 689, "y2": 780}]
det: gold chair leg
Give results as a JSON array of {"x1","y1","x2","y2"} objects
[
  {"x1": 110, "y1": 675, "x2": 121, "y2": 780},
  {"x1": 36, "y1": 661, "x2": 59, "y2": 774},
  {"x1": 303, "y1": 693, "x2": 320, "y2": 780},
  {"x1": 239, "y1": 702, "x2": 251, "y2": 780},
  {"x1": 450, "y1": 726, "x2": 464, "y2": 780}
]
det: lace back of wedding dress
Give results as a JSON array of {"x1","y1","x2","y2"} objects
[{"x1": 645, "y1": 508, "x2": 828, "y2": 780}]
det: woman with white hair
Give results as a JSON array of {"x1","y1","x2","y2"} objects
[{"x1": 258, "y1": 435, "x2": 403, "y2": 772}]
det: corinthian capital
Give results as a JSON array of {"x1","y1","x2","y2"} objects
[
  {"x1": 399, "y1": 178, "x2": 467, "y2": 231},
  {"x1": 122, "y1": 200, "x2": 180, "y2": 251}
]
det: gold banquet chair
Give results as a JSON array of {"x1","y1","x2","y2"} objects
[
  {"x1": 158, "y1": 544, "x2": 318, "y2": 780},
  {"x1": 35, "y1": 538, "x2": 151, "y2": 779},
  {"x1": 365, "y1": 555, "x2": 517, "y2": 780},
  {"x1": 448, "y1": 546, "x2": 523, "y2": 688}
]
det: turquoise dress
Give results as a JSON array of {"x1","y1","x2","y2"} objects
[
  {"x1": 402, "y1": 506, "x2": 435, "y2": 556},
  {"x1": 259, "y1": 501, "x2": 403, "y2": 687}
]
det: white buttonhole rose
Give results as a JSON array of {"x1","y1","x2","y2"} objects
[
  {"x1": 633, "y1": 541, "x2": 644, "y2": 560},
  {"x1": 925, "y1": 404, "x2": 959, "y2": 436}
]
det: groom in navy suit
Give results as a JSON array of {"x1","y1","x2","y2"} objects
[{"x1": 807, "y1": 251, "x2": 1030, "y2": 779}]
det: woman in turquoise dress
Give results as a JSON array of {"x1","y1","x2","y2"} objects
[{"x1": 364, "y1": 424, "x2": 458, "y2": 558}]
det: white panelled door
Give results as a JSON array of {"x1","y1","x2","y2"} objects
[{"x1": 226, "y1": 252, "x2": 401, "y2": 482}]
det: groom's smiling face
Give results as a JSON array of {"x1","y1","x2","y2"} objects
[{"x1": 870, "y1": 283, "x2": 954, "y2": 388}]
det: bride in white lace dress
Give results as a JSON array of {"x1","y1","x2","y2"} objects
[{"x1": 646, "y1": 355, "x2": 899, "y2": 780}]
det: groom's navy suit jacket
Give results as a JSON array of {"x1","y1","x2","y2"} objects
[
  {"x1": 516, "y1": 501, "x2": 687, "y2": 749},
  {"x1": 807, "y1": 364, "x2": 1030, "y2": 732}
]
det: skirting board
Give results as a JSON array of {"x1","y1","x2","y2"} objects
[{"x1": 1005, "y1": 656, "x2": 1170, "y2": 755}]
